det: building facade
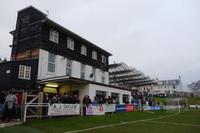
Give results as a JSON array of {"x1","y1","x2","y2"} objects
[
  {"x1": 0, "y1": 6, "x2": 131, "y2": 103},
  {"x1": 151, "y1": 78, "x2": 183, "y2": 96}
]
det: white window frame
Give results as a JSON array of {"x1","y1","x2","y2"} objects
[
  {"x1": 80, "y1": 64, "x2": 85, "y2": 79},
  {"x1": 18, "y1": 65, "x2": 31, "y2": 80},
  {"x1": 48, "y1": 53, "x2": 56, "y2": 73},
  {"x1": 102, "y1": 55, "x2": 107, "y2": 64},
  {"x1": 66, "y1": 58, "x2": 72, "y2": 76},
  {"x1": 92, "y1": 50, "x2": 97, "y2": 60},
  {"x1": 81, "y1": 45, "x2": 87, "y2": 56},
  {"x1": 92, "y1": 67, "x2": 96, "y2": 81},
  {"x1": 49, "y1": 29, "x2": 59, "y2": 43},
  {"x1": 101, "y1": 71, "x2": 105, "y2": 84},
  {"x1": 67, "y1": 37, "x2": 74, "y2": 50}
]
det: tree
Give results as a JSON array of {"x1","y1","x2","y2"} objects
[
  {"x1": 0, "y1": 57, "x2": 7, "y2": 63},
  {"x1": 2, "y1": 58, "x2": 7, "y2": 63}
]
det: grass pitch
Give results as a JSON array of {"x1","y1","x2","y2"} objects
[{"x1": 0, "y1": 110, "x2": 200, "y2": 133}]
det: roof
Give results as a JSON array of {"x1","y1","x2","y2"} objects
[
  {"x1": 12, "y1": 6, "x2": 112, "y2": 56},
  {"x1": 41, "y1": 18, "x2": 112, "y2": 56},
  {"x1": 18, "y1": 5, "x2": 47, "y2": 17},
  {"x1": 109, "y1": 62, "x2": 158, "y2": 87},
  {"x1": 38, "y1": 76, "x2": 131, "y2": 91}
]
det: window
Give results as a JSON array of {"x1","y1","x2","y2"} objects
[
  {"x1": 123, "y1": 94, "x2": 129, "y2": 103},
  {"x1": 67, "y1": 37, "x2": 74, "y2": 50},
  {"x1": 81, "y1": 45, "x2": 87, "y2": 56},
  {"x1": 80, "y1": 64, "x2": 85, "y2": 79},
  {"x1": 66, "y1": 58, "x2": 72, "y2": 76},
  {"x1": 48, "y1": 53, "x2": 56, "y2": 73},
  {"x1": 102, "y1": 71, "x2": 105, "y2": 84},
  {"x1": 49, "y1": 29, "x2": 59, "y2": 43},
  {"x1": 96, "y1": 90, "x2": 107, "y2": 99},
  {"x1": 173, "y1": 85, "x2": 176, "y2": 89},
  {"x1": 92, "y1": 50, "x2": 97, "y2": 60},
  {"x1": 18, "y1": 65, "x2": 31, "y2": 80},
  {"x1": 101, "y1": 55, "x2": 106, "y2": 64},
  {"x1": 92, "y1": 67, "x2": 96, "y2": 81}
]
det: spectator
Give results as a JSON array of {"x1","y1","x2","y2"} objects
[
  {"x1": 83, "y1": 95, "x2": 91, "y2": 107},
  {"x1": 82, "y1": 95, "x2": 91, "y2": 116},
  {"x1": 92, "y1": 96, "x2": 99, "y2": 105},
  {"x1": 2, "y1": 92, "x2": 17, "y2": 122},
  {"x1": 73, "y1": 94, "x2": 80, "y2": 104},
  {"x1": 108, "y1": 96, "x2": 112, "y2": 104},
  {"x1": 99, "y1": 97, "x2": 104, "y2": 104},
  {"x1": 16, "y1": 93, "x2": 22, "y2": 121},
  {"x1": 52, "y1": 94, "x2": 58, "y2": 104}
]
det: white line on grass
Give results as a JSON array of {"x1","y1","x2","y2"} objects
[
  {"x1": 145, "y1": 121, "x2": 200, "y2": 127},
  {"x1": 64, "y1": 112, "x2": 181, "y2": 133}
]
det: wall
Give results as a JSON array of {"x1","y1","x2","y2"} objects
[
  {"x1": 76, "y1": 84, "x2": 89, "y2": 103},
  {"x1": 88, "y1": 84, "x2": 131, "y2": 104},
  {"x1": 0, "y1": 59, "x2": 38, "y2": 90},
  {"x1": 38, "y1": 49, "x2": 109, "y2": 84}
]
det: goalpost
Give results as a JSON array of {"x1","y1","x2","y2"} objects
[{"x1": 164, "y1": 98, "x2": 188, "y2": 113}]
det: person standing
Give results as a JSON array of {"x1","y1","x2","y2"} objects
[
  {"x1": 2, "y1": 92, "x2": 17, "y2": 122},
  {"x1": 16, "y1": 93, "x2": 22, "y2": 121}
]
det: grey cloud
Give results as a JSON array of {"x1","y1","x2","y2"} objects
[{"x1": 0, "y1": 0, "x2": 200, "y2": 88}]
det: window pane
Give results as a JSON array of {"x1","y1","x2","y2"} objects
[
  {"x1": 92, "y1": 67, "x2": 96, "y2": 81},
  {"x1": 49, "y1": 29, "x2": 59, "y2": 43},
  {"x1": 66, "y1": 58, "x2": 72, "y2": 76},
  {"x1": 48, "y1": 53, "x2": 55, "y2": 73},
  {"x1": 102, "y1": 55, "x2": 106, "y2": 64},
  {"x1": 80, "y1": 64, "x2": 85, "y2": 79},
  {"x1": 48, "y1": 53, "x2": 55, "y2": 63},
  {"x1": 67, "y1": 37, "x2": 74, "y2": 50},
  {"x1": 48, "y1": 63, "x2": 55, "y2": 72},
  {"x1": 92, "y1": 50, "x2": 97, "y2": 60},
  {"x1": 18, "y1": 65, "x2": 31, "y2": 80},
  {"x1": 81, "y1": 45, "x2": 87, "y2": 55}
]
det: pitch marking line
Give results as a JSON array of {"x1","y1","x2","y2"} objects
[
  {"x1": 145, "y1": 121, "x2": 200, "y2": 127},
  {"x1": 64, "y1": 112, "x2": 181, "y2": 133}
]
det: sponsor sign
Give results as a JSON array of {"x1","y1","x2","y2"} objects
[
  {"x1": 150, "y1": 106, "x2": 160, "y2": 110},
  {"x1": 143, "y1": 106, "x2": 151, "y2": 111},
  {"x1": 116, "y1": 104, "x2": 126, "y2": 112},
  {"x1": 143, "y1": 106, "x2": 160, "y2": 111},
  {"x1": 104, "y1": 104, "x2": 116, "y2": 113},
  {"x1": 86, "y1": 105, "x2": 105, "y2": 115},
  {"x1": 189, "y1": 105, "x2": 200, "y2": 109},
  {"x1": 126, "y1": 104, "x2": 134, "y2": 112},
  {"x1": 48, "y1": 104, "x2": 80, "y2": 116}
]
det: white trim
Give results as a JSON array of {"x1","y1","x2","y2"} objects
[
  {"x1": 81, "y1": 45, "x2": 87, "y2": 56},
  {"x1": 18, "y1": 65, "x2": 31, "y2": 80},
  {"x1": 49, "y1": 29, "x2": 59, "y2": 43},
  {"x1": 92, "y1": 50, "x2": 97, "y2": 60},
  {"x1": 67, "y1": 37, "x2": 74, "y2": 50}
]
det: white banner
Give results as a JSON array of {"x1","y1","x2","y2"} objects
[
  {"x1": 86, "y1": 105, "x2": 105, "y2": 115},
  {"x1": 48, "y1": 104, "x2": 80, "y2": 116},
  {"x1": 189, "y1": 105, "x2": 200, "y2": 109},
  {"x1": 165, "y1": 105, "x2": 184, "y2": 110},
  {"x1": 104, "y1": 104, "x2": 116, "y2": 113}
]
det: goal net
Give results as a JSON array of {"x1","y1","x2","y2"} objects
[{"x1": 163, "y1": 98, "x2": 188, "y2": 113}]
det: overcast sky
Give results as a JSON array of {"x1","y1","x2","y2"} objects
[{"x1": 0, "y1": 0, "x2": 200, "y2": 88}]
